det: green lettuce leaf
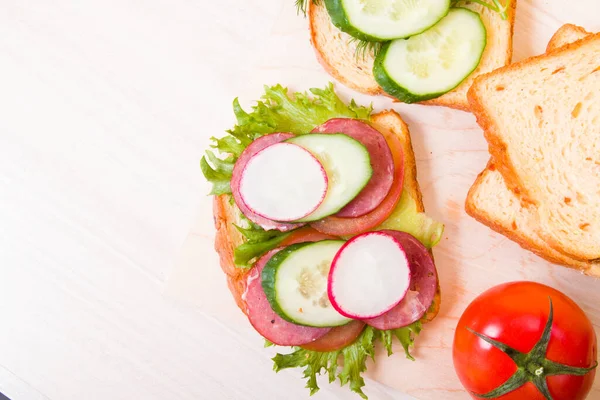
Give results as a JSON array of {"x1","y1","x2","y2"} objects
[
  {"x1": 201, "y1": 83, "x2": 372, "y2": 195},
  {"x1": 272, "y1": 322, "x2": 421, "y2": 399},
  {"x1": 379, "y1": 321, "x2": 422, "y2": 360},
  {"x1": 234, "y1": 234, "x2": 291, "y2": 268},
  {"x1": 232, "y1": 219, "x2": 292, "y2": 268},
  {"x1": 376, "y1": 191, "x2": 444, "y2": 248},
  {"x1": 200, "y1": 153, "x2": 235, "y2": 195}
]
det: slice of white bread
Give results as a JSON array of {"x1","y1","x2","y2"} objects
[
  {"x1": 309, "y1": 0, "x2": 517, "y2": 111},
  {"x1": 469, "y1": 31, "x2": 600, "y2": 261},
  {"x1": 213, "y1": 110, "x2": 441, "y2": 321},
  {"x1": 466, "y1": 24, "x2": 600, "y2": 275}
]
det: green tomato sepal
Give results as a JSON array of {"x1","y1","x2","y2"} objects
[{"x1": 468, "y1": 298, "x2": 598, "y2": 399}]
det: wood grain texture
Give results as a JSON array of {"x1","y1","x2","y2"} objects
[{"x1": 0, "y1": 1, "x2": 598, "y2": 400}]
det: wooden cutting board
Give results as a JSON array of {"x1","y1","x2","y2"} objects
[{"x1": 168, "y1": 1, "x2": 600, "y2": 399}]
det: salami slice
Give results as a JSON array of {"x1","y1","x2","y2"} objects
[
  {"x1": 363, "y1": 230, "x2": 437, "y2": 330},
  {"x1": 231, "y1": 133, "x2": 305, "y2": 232},
  {"x1": 312, "y1": 119, "x2": 394, "y2": 217},
  {"x1": 243, "y1": 249, "x2": 330, "y2": 346}
]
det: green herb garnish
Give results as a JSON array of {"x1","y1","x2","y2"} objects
[
  {"x1": 351, "y1": 38, "x2": 384, "y2": 60},
  {"x1": 295, "y1": 0, "x2": 321, "y2": 16}
]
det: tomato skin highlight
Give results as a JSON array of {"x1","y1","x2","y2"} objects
[{"x1": 453, "y1": 282, "x2": 597, "y2": 400}]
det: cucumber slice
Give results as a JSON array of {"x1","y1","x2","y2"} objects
[
  {"x1": 262, "y1": 241, "x2": 351, "y2": 327},
  {"x1": 373, "y1": 8, "x2": 487, "y2": 103},
  {"x1": 325, "y1": 0, "x2": 451, "y2": 41},
  {"x1": 287, "y1": 134, "x2": 372, "y2": 222}
]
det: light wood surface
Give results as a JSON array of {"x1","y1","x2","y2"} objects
[{"x1": 0, "y1": 1, "x2": 598, "y2": 400}]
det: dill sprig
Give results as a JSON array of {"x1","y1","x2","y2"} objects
[
  {"x1": 295, "y1": 0, "x2": 322, "y2": 16},
  {"x1": 350, "y1": 38, "x2": 383, "y2": 60}
]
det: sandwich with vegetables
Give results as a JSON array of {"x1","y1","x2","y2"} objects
[
  {"x1": 298, "y1": 0, "x2": 516, "y2": 110},
  {"x1": 202, "y1": 84, "x2": 444, "y2": 398}
]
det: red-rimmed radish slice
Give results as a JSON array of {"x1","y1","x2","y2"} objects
[
  {"x1": 363, "y1": 230, "x2": 437, "y2": 329},
  {"x1": 231, "y1": 133, "x2": 304, "y2": 231},
  {"x1": 328, "y1": 231, "x2": 411, "y2": 319},
  {"x1": 312, "y1": 119, "x2": 394, "y2": 218},
  {"x1": 243, "y1": 249, "x2": 331, "y2": 346},
  {"x1": 239, "y1": 142, "x2": 328, "y2": 222}
]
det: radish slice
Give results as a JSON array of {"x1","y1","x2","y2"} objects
[
  {"x1": 328, "y1": 231, "x2": 411, "y2": 319},
  {"x1": 230, "y1": 133, "x2": 303, "y2": 232},
  {"x1": 239, "y1": 143, "x2": 328, "y2": 222}
]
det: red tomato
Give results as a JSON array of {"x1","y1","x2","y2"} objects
[
  {"x1": 453, "y1": 282, "x2": 597, "y2": 400},
  {"x1": 311, "y1": 127, "x2": 404, "y2": 236},
  {"x1": 300, "y1": 320, "x2": 366, "y2": 352}
]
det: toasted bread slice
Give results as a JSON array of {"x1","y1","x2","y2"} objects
[
  {"x1": 466, "y1": 24, "x2": 600, "y2": 273},
  {"x1": 308, "y1": 1, "x2": 516, "y2": 111},
  {"x1": 214, "y1": 110, "x2": 441, "y2": 322}
]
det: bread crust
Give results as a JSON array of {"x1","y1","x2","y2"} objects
[
  {"x1": 214, "y1": 195, "x2": 248, "y2": 314},
  {"x1": 213, "y1": 111, "x2": 441, "y2": 325},
  {"x1": 546, "y1": 24, "x2": 590, "y2": 53},
  {"x1": 308, "y1": 1, "x2": 384, "y2": 96}
]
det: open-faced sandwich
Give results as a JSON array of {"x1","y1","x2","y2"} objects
[
  {"x1": 201, "y1": 84, "x2": 444, "y2": 397},
  {"x1": 297, "y1": 0, "x2": 516, "y2": 110}
]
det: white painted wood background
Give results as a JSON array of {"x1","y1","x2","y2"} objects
[{"x1": 0, "y1": 1, "x2": 598, "y2": 399}]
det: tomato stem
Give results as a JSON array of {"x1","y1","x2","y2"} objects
[
  {"x1": 468, "y1": 298, "x2": 597, "y2": 399},
  {"x1": 526, "y1": 362, "x2": 543, "y2": 376}
]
